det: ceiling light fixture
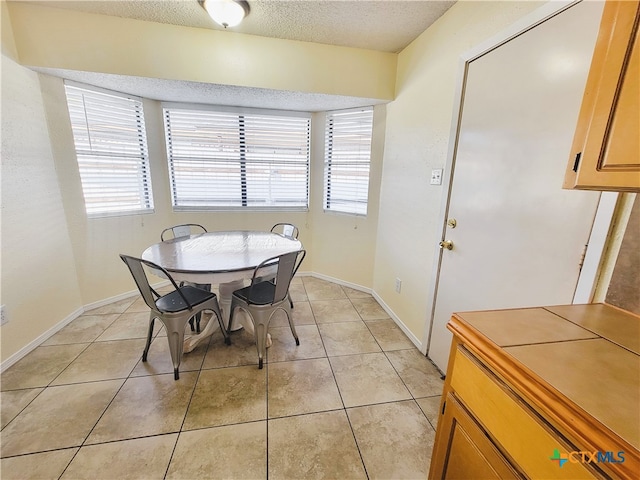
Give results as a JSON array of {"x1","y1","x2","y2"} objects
[{"x1": 199, "y1": 0, "x2": 250, "y2": 28}]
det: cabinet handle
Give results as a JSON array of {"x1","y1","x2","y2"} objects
[
  {"x1": 442, "y1": 400, "x2": 446, "y2": 415},
  {"x1": 572, "y1": 152, "x2": 582, "y2": 172}
]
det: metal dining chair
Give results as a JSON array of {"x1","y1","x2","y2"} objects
[
  {"x1": 119, "y1": 254, "x2": 229, "y2": 380},
  {"x1": 268, "y1": 223, "x2": 300, "y2": 307},
  {"x1": 160, "y1": 223, "x2": 209, "y2": 333},
  {"x1": 160, "y1": 223, "x2": 207, "y2": 241},
  {"x1": 228, "y1": 249, "x2": 306, "y2": 369},
  {"x1": 270, "y1": 223, "x2": 299, "y2": 239}
]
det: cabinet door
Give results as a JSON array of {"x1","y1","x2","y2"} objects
[
  {"x1": 429, "y1": 393, "x2": 522, "y2": 480},
  {"x1": 564, "y1": 0, "x2": 640, "y2": 191}
]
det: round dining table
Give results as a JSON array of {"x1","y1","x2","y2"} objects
[{"x1": 142, "y1": 230, "x2": 302, "y2": 352}]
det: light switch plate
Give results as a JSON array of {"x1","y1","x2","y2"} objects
[{"x1": 430, "y1": 169, "x2": 443, "y2": 185}]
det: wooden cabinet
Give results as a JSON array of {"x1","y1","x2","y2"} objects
[
  {"x1": 432, "y1": 392, "x2": 520, "y2": 479},
  {"x1": 429, "y1": 304, "x2": 640, "y2": 480},
  {"x1": 563, "y1": 0, "x2": 640, "y2": 191},
  {"x1": 431, "y1": 342, "x2": 600, "y2": 479}
]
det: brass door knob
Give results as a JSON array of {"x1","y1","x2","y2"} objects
[{"x1": 439, "y1": 240, "x2": 454, "y2": 250}]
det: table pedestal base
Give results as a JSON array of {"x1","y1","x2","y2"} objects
[{"x1": 183, "y1": 279, "x2": 271, "y2": 354}]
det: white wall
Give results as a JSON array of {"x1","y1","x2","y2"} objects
[
  {"x1": 0, "y1": 2, "x2": 396, "y2": 361},
  {"x1": 1, "y1": 3, "x2": 387, "y2": 363},
  {"x1": 4, "y1": 0, "x2": 391, "y2": 308},
  {"x1": 373, "y1": 1, "x2": 545, "y2": 346},
  {"x1": 0, "y1": 0, "x2": 571, "y2": 364},
  {"x1": 1, "y1": 16, "x2": 84, "y2": 361},
  {"x1": 41, "y1": 78, "x2": 307, "y2": 306},
  {"x1": 38, "y1": 76, "x2": 386, "y2": 306},
  {"x1": 309, "y1": 107, "x2": 385, "y2": 288},
  {"x1": 7, "y1": 1, "x2": 397, "y2": 102}
]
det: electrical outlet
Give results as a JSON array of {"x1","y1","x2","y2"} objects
[
  {"x1": 0, "y1": 305, "x2": 7, "y2": 326},
  {"x1": 395, "y1": 278, "x2": 402, "y2": 293}
]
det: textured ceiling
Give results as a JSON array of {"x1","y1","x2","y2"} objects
[
  {"x1": 30, "y1": 0, "x2": 455, "y2": 53},
  {"x1": 23, "y1": 0, "x2": 456, "y2": 110}
]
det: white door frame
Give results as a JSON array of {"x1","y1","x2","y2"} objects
[{"x1": 420, "y1": 0, "x2": 616, "y2": 355}]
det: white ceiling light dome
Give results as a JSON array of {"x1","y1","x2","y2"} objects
[{"x1": 199, "y1": 0, "x2": 250, "y2": 28}]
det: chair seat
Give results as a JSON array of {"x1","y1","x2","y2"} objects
[
  {"x1": 233, "y1": 280, "x2": 277, "y2": 306},
  {"x1": 156, "y1": 285, "x2": 216, "y2": 313}
]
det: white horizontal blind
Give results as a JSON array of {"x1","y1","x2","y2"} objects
[
  {"x1": 164, "y1": 106, "x2": 310, "y2": 210},
  {"x1": 324, "y1": 107, "x2": 373, "y2": 215},
  {"x1": 64, "y1": 83, "x2": 153, "y2": 217}
]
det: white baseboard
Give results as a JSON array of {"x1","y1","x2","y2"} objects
[
  {"x1": 1, "y1": 275, "x2": 426, "y2": 372},
  {"x1": 303, "y1": 271, "x2": 423, "y2": 350},
  {"x1": 303, "y1": 271, "x2": 372, "y2": 295},
  {"x1": 371, "y1": 291, "x2": 423, "y2": 351},
  {"x1": 0, "y1": 307, "x2": 84, "y2": 373},
  {"x1": 0, "y1": 280, "x2": 169, "y2": 373},
  {"x1": 82, "y1": 290, "x2": 139, "y2": 312},
  {"x1": 82, "y1": 280, "x2": 169, "y2": 312}
]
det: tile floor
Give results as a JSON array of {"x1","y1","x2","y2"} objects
[{"x1": 0, "y1": 277, "x2": 444, "y2": 479}]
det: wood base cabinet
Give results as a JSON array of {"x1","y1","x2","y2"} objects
[
  {"x1": 429, "y1": 305, "x2": 639, "y2": 480},
  {"x1": 433, "y1": 391, "x2": 521, "y2": 479},
  {"x1": 431, "y1": 343, "x2": 600, "y2": 479}
]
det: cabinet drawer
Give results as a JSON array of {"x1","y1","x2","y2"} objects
[{"x1": 450, "y1": 346, "x2": 598, "y2": 479}]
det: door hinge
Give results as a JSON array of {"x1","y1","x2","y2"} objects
[
  {"x1": 572, "y1": 152, "x2": 582, "y2": 172},
  {"x1": 578, "y1": 244, "x2": 588, "y2": 272},
  {"x1": 441, "y1": 400, "x2": 446, "y2": 415}
]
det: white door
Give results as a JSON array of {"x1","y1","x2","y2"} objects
[{"x1": 427, "y1": 1, "x2": 605, "y2": 372}]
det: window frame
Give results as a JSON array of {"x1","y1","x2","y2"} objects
[
  {"x1": 323, "y1": 106, "x2": 374, "y2": 216},
  {"x1": 64, "y1": 81, "x2": 154, "y2": 218},
  {"x1": 162, "y1": 103, "x2": 311, "y2": 212}
]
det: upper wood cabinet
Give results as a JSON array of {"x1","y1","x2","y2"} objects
[{"x1": 563, "y1": 0, "x2": 640, "y2": 191}]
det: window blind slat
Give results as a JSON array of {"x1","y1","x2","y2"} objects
[
  {"x1": 324, "y1": 107, "x2": 373, "y2": 216},
  {"x1": 164, "y1": 107, "x2": 310, "y2": 210},
  {"x1": 65, "y1": 84, "x2": 154, "y2": 217}
]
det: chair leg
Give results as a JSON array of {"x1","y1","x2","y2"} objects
[
  {"x1": 220, "y1": 314, "x2": 231, "y2": 345},
  {"x1": 228, "y1": 300, "x2": 237, "y2": 335},
  {"x1": 187, "y1": 283, "x2": 210, "y2": 333},
  {"x1": 193, "y1": 283, "x2": 211, "y2": 333},
  {"x1": 255, "y1": 322, "x2": 266, "y2": 369},
  {"x1": 285, "y1": 305, "x2": 299, "y2": 346},
  {"x1": 143, "y1": 317, "x2": 156, "y2": 362},
  {"x1": 191, "y1": 313, "x2": 201, "y2": 333},
  {"x1": 249, "y1": 307, "x2": 276, "y2": 369},
  {"x1": 163, "y1": 320, "x2": 186, "y2": 381}
]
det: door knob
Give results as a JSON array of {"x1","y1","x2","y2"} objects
[{"x1": 439, "y1": 240, "x2": 454, "y2": 250}]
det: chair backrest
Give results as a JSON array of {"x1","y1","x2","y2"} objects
[
  {"x1": 119, "y1": 254, "x2": 184, "y2": 311},
  {"x1": 271, "y1": 223, "x2": 299, "y2": 239},
  {"x1": 161, "y1": 223, "x2": 207, "y2": 242},
  {"x1": 252, "y1": 249, "x2": 306, "y2": 304}
]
